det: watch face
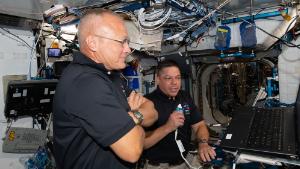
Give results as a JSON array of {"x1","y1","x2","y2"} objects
[{"x1": 133, "y1": 111, "x2": 143, "y2": 125}]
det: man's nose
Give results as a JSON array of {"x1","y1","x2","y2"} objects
[
  {"x1": 171, "y1": 78, "x2": 177, "y2": 84},
  {"x1": 123, "y1": 42, "x2": 131, "y2": 54}
]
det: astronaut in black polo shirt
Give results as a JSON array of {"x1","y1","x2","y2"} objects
[
  {"x1": 53, "y1": 9, "x2": 158, "y2": 169},
  {"x1": 143, "y1": 60, "x2": 216, "y2": 169}
]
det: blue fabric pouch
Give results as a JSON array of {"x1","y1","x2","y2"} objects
[
  {"x1": 240, "y1": 20, "x2": 257, "y2": 48},
  {"x1": 214, "y1": 25, "x2": 231, "y2": 50}
]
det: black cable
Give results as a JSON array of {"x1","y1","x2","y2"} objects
[
  {"x1": 0, "y1": 27, "x2": 34, "y2": 50},
  {"x1": 0, "y1": 30, "x2": 28, "y2": 46},
  {"x1": 285, "y1": 14, "x2": 299, "y2": 34},
  {"x1": 224, "y1": 11, "x2": 300, "y2": 49},
  {"x1": 255, "y1": 8, "x2": 266, "y2": 16}
]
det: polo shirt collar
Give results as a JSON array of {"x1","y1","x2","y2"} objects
[
  {"x1": 72, "y1": 50, "x2": 115, "y2": 75},
  {"x1": 155, "y1": 87, "x2": 180, "y2": 101}
]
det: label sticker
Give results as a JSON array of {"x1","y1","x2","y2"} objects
[
  {"x1": 40, "y1": 99, "x2": 50, "y2": 103},
  {"x1": 225, "y1": 134, "x2": 232, "y2": 139},
  {"x1": 13, "y1": 93, "x2": 21, "y2": 97},
  {"x1": 44, "y1": 88, "x2": 49, "y2": 95},
  {"x1": 22, "y1": 89, "x2": 27, "y2": 97}
]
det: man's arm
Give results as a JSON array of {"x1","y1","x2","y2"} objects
[
  {"x1": 127, "y1": 91, "x2": 158, "y2": 127},
  {"x1": 109, "y1": 91, "x2": 158, "y2": 162},
  {"x1": 191, "y1": 120, "x2": 216, "y2": 162},
  {"x1": 110, "y1": 122, "x2": 145, "y2": 163},
  {"x1": 138, "y1": 98, "x2": 158, "y2": 127},
  {"x1": 110, "y1": 91, "x2": 152, "y2": 163},
  {"x1": 144, "y1": 111, "x2": 184, "y2": 149}
]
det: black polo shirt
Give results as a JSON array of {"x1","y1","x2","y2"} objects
[
  {"x1": 53, "y1": 51, "x2": 136, "y2": 169},
  {"x1": 144, "y1": 88, "x2": 203, "y2": 163}
]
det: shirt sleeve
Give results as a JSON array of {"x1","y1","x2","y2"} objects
[
  {"x1": 65, "y1": 73, "x2": 135, "y2": 147},
  {"x1": 120, "y1": 74, "x2": 133, "y2": 97}
]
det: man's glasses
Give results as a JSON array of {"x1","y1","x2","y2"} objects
[{"x1": 94, "y1": 34, "x2": 130, "y2": 46}]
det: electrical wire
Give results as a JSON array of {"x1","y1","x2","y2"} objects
[
  {"x1": 285, "y1": 14, "x2": 299, "y2": 34},
  {"x1": 46, "y1": 113, "x2": 52, "y2": 134},
  {"x1": 224, "y1": 11, "x2": 300, "y2": 49},
  {"x1": 29, "y1": 20, "x2": 44, "y2": 79},
  {"x1": 36, "y1": 61, "x2": 46, "y2": 77},
  {"x1": 0, "y1": 29, "x2": 31, "y2": 47},
  {"x1": 175, "y1": 129, "x2": 203, "y2": 169},
  {"x1": 137, "y1": 7, "x2": 172, "y2": 31},
  {"x1": 0, "y1": 27, "x2": 34, "y2": 50},
  {"x1": 165, "y1": 0, "x2": 232, "y2": 41},
  {"x1": 130, "y1": 40, "x2": 162, "y2": 45}
]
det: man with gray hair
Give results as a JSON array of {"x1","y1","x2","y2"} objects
[{"x1": 53, "y1": 9, "x2": 157, "y2": 169}]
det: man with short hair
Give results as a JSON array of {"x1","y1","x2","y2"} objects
[
  {"x1": 143, "y1": 60, "x2": 216, "y2": 169},
  {"x1": 53, "y1": 9, "x2": 157, "y2": 169}
]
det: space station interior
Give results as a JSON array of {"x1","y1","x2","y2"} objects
[{"x1": 1, "y1": 0, "x2": 300, "y2": 169}]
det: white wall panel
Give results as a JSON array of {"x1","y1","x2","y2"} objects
[
  {"x1": 0, "y1": 26, "x2": 36, "y2": 162},
  {"x1": 278, "y1": 38, "x2": 300, "y2": 104},
  {"x1": 0, "y1": 27, "x2": 36, "y2": 121}
]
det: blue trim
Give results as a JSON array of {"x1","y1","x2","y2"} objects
[
  {"x1": 219, "y1": 51, "x2": 255, "y2": 58},
  {"x1": 221, "y1": 8, "x2": 288, "y2": 25}
]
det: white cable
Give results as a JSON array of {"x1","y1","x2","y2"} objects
[
  {"x1": 139, "y1": 17, "x2": 170, "y2": 31},
  {"x1": 138, "y1": 7, "x2": 172, "y2": 30},
  {"x1": 165, "y1": 0, "x2": 232, "y2": 41},
  {"x1": 29, "y1": 20, "x2": 44, "y2": 79},
  {"x1": 46, "y1": 113, "x2": 52, "y2": 132},
  {"x1": 252, "y1": 87, "x2": 266, "y2": 107},
  {"x1": 175, "y1": 129, "x2": 202, "y2": 169},
  {"x1": 232, "y1": 162, "x2": 236, "y2": 169},
  {"x1": 143, "y1": 9, "x2": 165, "y2": 20}
]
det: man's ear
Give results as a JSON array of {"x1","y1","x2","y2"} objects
[
  {"x1": 86, "y1": 35, "x2": 97, "y2": 52},
  {"x1": 155, "y1": 74, "x2": 159, "y2": 86}
]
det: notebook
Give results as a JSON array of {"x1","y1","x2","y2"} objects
[
  {"x1": 221, "y1": 87, "x2": 300, "y2": 159},
  {"x1": 2, "y1": 127, "x2": 47, "y2": 153}
]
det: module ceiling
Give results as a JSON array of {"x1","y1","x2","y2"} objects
[{"x1": 0, "y1": 0, "x2": 282, "y2": 21}]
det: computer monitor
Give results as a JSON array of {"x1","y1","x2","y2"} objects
[
  {"x1": 47, "y1": 48, "x2": 62, "y2": 58},
  {"x1": 4, "y1": 79, "x2": 58, "y2": 119}
]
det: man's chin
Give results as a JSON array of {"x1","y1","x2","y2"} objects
[
  {"x1": 118, "y1": 64, "x2": 126, "y2": 70},
  {"x1": 168, "y1": 91, "x2": 179, "y2": 97}
]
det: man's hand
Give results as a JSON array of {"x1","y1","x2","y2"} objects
[
  {"x1": 127, "y1": 91, "x2": 158, "y2": 127},
  {"x1": 164, "y1": 111, "x2": 185, "y2": 132},
  {"x1": 127, "y1": 91, "x2": 145, "y2": 111},
  {"x1": 198, "y1": 143, "x2": 216, "y2": 162}
]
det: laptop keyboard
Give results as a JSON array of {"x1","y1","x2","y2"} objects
[
  {"x1": 247, "y1": 108, "x2": 284, "y2": 151},
  {"x1": 2, "y1": 127, "x2": 47, "y2": 153}
]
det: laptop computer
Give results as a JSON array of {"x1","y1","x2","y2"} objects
[
  {"x1": 2, "y1": 127, "x2": 47, "y2": 153},
  {"x1": 221, "y1": 87, "x2": 300, "y2": 159}
]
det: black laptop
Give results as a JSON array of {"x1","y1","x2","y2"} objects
[{"x1": 221, "y1": 87, "x2": 300, "y2": 159}]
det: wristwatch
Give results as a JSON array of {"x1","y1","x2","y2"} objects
[{"x1": 132, "y1": 111, "x2": 144, "y2": 125}]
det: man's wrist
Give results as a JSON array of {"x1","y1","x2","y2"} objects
[{"x1": 131, "y1": 110, "x2": 144, "y2": 125}]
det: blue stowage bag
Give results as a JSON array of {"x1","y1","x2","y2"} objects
[
  {"x1": 240, "y1": 20, "x2": 257, "y2": 48},
  {"x1": 214, "y1": 25, "x2": 231, "y2": 50}
]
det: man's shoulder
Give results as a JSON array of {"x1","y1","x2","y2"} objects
[
  {"x1": 178, "y1": 90, "x2": 192, "y2": 100},
  {"x1": 58, "y1": 66, "x2": 110, "y2": 95},
  {"x1": 144, "y1": 90, "x2": 158, "y2": 101},
  {"x1": 64, "y1": 63, "x2": 108, "y2": 81}
]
